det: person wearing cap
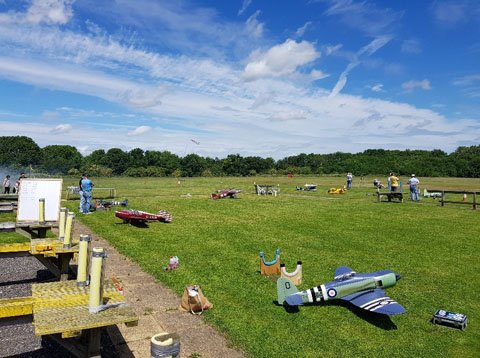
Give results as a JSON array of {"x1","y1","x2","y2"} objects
[{"x1": 408, "y1": 174, "x2": 420, "y2": 201}]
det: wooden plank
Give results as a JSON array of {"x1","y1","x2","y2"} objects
[
  {"x1": 0, "y1": 296, "x2": 34, "y2": 318},
  {"x1": 32, "y1": 280, "x2": 125, "y2": 311},
  {"x1": 0, "y1": 242, "x2": 31, "y2": 253},
  {"x1": 33, "y1": 304, "x2": 137, "y2": 336},
  {"x1": 32, "y1": 279, "x2": 136, "y2": 336}
]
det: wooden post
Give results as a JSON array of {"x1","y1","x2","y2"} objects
[
  {"x1": 473, "y1": 192, "x2": 477, "y2": 210},
  {"x1": 441, "y1": 191, "x2": 445, "y2": 206}
]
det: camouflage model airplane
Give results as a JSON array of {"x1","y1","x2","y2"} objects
[{"x1": 277, "y1": 266, "x2": 405, "y2": 315}]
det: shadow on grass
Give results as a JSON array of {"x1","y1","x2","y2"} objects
[
  {"x1": 272, "y1": 300, "x2": 397, "y2": 330},
  {"x1": 115, "y1": 221, "x2": 150, "y2": 228}
]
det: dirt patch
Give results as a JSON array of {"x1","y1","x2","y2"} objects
[{"x1": 72, "y1": 220, "x2": 245, "y2": 358}]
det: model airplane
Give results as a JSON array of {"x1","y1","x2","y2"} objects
[
  {"x1": 94, "y1": 198, "x2": 129, "y2": 210},
  {"x1": 211, "y1": 189, "x2": 241, "y2": 199},
  {"x1": 423, "y1": 189, "x2": 442, "y2": 199},
  {"x1": 115, "y1": 209, "x2": 172, "y2": 224},
  {"x1": 296, "y1": 184, "x2": 317, "y2": 191},
  {"x1": 277, "y1": 266, "x2": 405, "y2": 315}
]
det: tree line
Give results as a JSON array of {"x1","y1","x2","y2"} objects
[{"x1": 0, "y1": 136, "x2": 479, "y2": 178}]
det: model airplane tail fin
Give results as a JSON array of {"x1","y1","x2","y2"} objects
[{"x1": 277, "y1": 277, "x2": 298, "y2": 305}]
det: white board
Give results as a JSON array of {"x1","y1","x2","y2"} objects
[{"x1": 17, "y1": 179, "x2": 63, "y2": 223}]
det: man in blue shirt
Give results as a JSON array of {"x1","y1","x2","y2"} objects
[{"x1": 80, "y1": 174, "x2": 94, "y2": 213}]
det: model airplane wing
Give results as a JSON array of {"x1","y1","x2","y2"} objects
[
  {"x1": 341, "y1": 288, "x2": 405, "y2": 315},
  {"x1": 334, "y1": 266, "x2": 355, "y2": 279}
]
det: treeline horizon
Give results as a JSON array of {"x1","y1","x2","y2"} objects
[{"x1": 0, "y1": 136, "x2": 479, "y2": 178}]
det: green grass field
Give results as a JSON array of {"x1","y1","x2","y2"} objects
[{"x1": 3, "y1": 176, "x2": 480, "y2": 357}]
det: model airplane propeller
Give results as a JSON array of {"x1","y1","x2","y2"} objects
[{"x1": 277, "y1": 266, "x2": 405, "y2": 315}]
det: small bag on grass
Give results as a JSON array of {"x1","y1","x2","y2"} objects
[{"x1": 179, "y1": 285, "x2": 213, "y2": 315}]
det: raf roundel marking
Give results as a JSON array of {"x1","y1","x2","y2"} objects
[{"x1": 327, "y1": 288, "x2": 337, "y2": 298}]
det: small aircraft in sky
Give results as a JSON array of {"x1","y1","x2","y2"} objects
[
  {"x1": 211, "y1": 189, "x2": 241, "y2": 199},
  {"x1": 277, "y1": 266, "x2": 405, "y2": 315}
]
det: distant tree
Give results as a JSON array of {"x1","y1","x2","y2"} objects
[
  {"x1": 450, "y1": 146, "x2": 480, "y2": 177},
  {"x1": 82, "y1": 149, "x2": 107, "y2": 170},
  {"x1": 222, "y1": 154, "x2": 247, "y2": 176},
  {"x1": 181, "y1": 154, "x2": 207, "y2": 177},
  {"x1": 103, "y1": 148, "x2": 130, "y2": 175},
  {"x1": 145, "y1": 150, "x2": 180, "y2": 175},
  {"x1": 84, "y1": 164, "x2": 113, "y2": 177},
  {"x1": 0, "y1": 136, "x2": 42, "y2": 166},
  {"x1": 41, "y1": 145, "x2": 82, "y2": 174},
  {"x1": 128, "y1": 148, "x2": 146, "y2": 168}
]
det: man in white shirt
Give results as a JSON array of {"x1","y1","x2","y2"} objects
[{"x1": 408, "y1": 174, "x2": 420, "y2": 201}]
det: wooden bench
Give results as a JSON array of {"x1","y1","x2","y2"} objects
[
  {"x1": 376, "y1": 191, "x2": 403, "y2": 203},
  {"x1": 0, "y1": 279, "x2": 137, "y2": 357},
  {"x1": 0, "y1": 236, "x2": 79, "y2": 280},
  {"x1": 428, "y1": 189, "x2": 477, "y2": 210}
]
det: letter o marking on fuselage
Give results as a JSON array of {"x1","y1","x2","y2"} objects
[{"x1": 327, "y1": 288, "x2": 337, "y2": 298}]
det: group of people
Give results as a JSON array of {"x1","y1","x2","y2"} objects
[
  {"x1": 373, "y1": 173, "x2": 420, "y2": 201},
  {"x1": 2, "y1": 173, "x2": 26, "y2": 194},
  {"x1": 383, "y1": 172, "x2": 420, "y2": 201}
]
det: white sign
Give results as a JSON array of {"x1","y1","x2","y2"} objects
[{"x1": 17, "y1": 179, "x2": 63, "y2": 223}]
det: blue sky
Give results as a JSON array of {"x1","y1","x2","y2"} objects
[{"x1": 0, "y1": 0, "x2": 479, "y2": 159}]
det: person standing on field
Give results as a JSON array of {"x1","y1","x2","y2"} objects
[
  {"x1": 408, "y1": 174, "x2": 420, "y2": 201},
  {"x1": 2, "y1": 175, "x2": 11, "y2": 194},
  {"x1": 389, "y1": 172, "x2": 399, "y2": 192},
  {"x1": 80, "y1": 174, "x2": 94, "y2": 214},
  {"x1": 346, "y1": 172, "x2": 353, "y2": 189}
]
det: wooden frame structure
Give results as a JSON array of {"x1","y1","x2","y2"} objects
[
  {"x1": 0, "y1": 279, "x2": 137, "y2": 357},
  {"x1": 428, "y1": 189, "x2": 478, "y2": 210}
]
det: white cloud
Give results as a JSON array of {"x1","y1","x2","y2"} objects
[
  {"x1": 329, "y1": 36, "x2": 391, "y2": 97},
  {"x1": 42, "y1": 110, "x2": 60, "y2": 120},
  {"x1": 323, "y1": 0, "x2": 403, "y2": 36},
  {"x1": 371, "y1": 83, "x2": 383, "y2": 92},
  {"x1": 401, "y1": 39, "x2": 421, "y2": 54},
  {"x1": 119, "y1": 88, "x2": 166, "y2": 108},
  {"x1": 325, "y1": 44, "x2": 342, "y2": 55},
  {"x1": 128, "y1": 126, "x2": 152, "y2": 137},
  {"x1": 453, "y1": 74, "x2": 480, "y2": 86},
  {"x1": 245, "y1": 10, "x2": 264, "y2": 38},
  {"x1": 0, "y1": 0, "x2": 478, "y2": 159},
  {"x1": 268, "y1": 110, "x2": 307, "y2": 122},
  {"x1": 50, "y1": 123, "x2": 72, "y2": 134},
  {"x1": 310, "y1": 69, "x2": 329, "y2": 80},
  {"x1": 0, "y1": 0, "x2": 74, "y2": 25},
  {"x1": 244, "y1": 39, "x2": 320, "y2": 81},
  {"x1": 431, "y1": 1, "x2": 468, "y2": 25},
  {"x1": 238, "y1": 0, "x2": 253, "y2": 16},
  {"x1": 26, "y1": 0, "x2": 74, "y2": 25},
  {"x1": 402, "y1": 79, "x2": 432, "y2": 92},
  {"x1": 295, "y1": 21, "x2": 312, "y2": 37}
]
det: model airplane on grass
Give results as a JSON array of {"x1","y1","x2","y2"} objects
[
  {"x1": 211, "y1": 189, "x2": 241, "y2": 199},
  {"x1": 277, "y1": 266, "x2": 405, "y2": 315},
  {"x1": 115, "y1": 209, "x2": 172, "y2": 224},
  {"x1": 296, "y1": 184, "x2": 317, "y2": 191}
]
